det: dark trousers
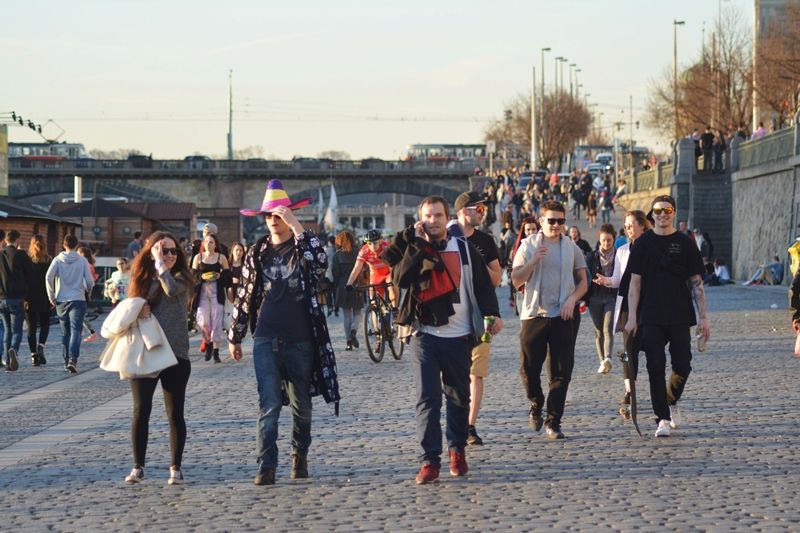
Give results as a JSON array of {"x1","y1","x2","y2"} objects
[
  {"x1": 25, "y1": 310, "x2": 50, "y2": 354},
  {"x1": 412, "y1": 333, "x2": 472, "y2": 466},
  {"x1": 130, "y1": 358, "x2": 191, "y2": 469},
  {"x1": 702, "y1": 148, "x2": 713, "y2": 171},
  {"x1": 641, "y1": 324, "x2": 692, "y2": 422},
  {"x1": 520, "y1": 317, "x2": 575, "y2": 429}
]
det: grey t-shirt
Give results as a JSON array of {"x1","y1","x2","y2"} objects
[{"x1": 514, "y1": 234, "x2": 587, "y2": 318}]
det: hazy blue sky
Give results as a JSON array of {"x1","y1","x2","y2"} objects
[{"x1": 3, "y1": 0, "x2": 751, "y2": 159}]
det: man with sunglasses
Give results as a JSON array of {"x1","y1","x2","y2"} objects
[
  {"x1": 453, "y1": 191, "x2": 502, "y2": 447},
  {"x1": 625, "y1": 195, "x2": 710, "y2": 437},
  {"x1": 512, "y1": 200, "x2": 587, "y2": 440}
]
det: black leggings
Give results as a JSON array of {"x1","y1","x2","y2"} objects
[
  {"x1": 130, "y1": 358, "x2": 191, "y2": 469},
  {"x1": 25, "y1": 310, "x2": 50, "y2": 354}
]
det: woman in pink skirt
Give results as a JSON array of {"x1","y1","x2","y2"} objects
[{"x1": 191, "y1": 233, "x2": 230, "y2": 362}]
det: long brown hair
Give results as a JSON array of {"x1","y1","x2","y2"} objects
[
  {"x1": 228, "y1": 241, "x2": 245, "y2": 265},
  {"x1": 512, "y1": 216, "x2": 540, "y2": 259},
  {"x1": 129, "y1": 231, "x2": 194, "y2": 300},
  {"x1": 27, "y1": 234, "x2": 51, "y2": 263},
  {"x1": 335, "y1": 230, "x2": 356, "y2": 253}
]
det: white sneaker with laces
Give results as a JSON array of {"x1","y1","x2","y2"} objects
[
  {"x1": 168, "y1": 467, "x2": 184, "y2": 485},
  {"x1": 654, "y1": 419, "x2": 671, "y2": 437},
  {"x1": 669, "y1": 404, "x2": 681, "y2": 429},
  {"x1": 125, "y1": 467, "x2": 144, "y2": 483}
]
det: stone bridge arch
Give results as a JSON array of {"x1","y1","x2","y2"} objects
[{"x1": 10, "y1": 177, "x2": 180, "y2": 203}]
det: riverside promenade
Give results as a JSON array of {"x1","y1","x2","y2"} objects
[{"x1": 0, "y1": 280, "x2": 798, "y2": 531}]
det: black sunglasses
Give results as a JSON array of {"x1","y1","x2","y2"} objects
[
  {"x1": 162, "y1": 247, "x2": 179, "y2": 256},
  {"x1": 546, "y1": 218, "x2": 566, "y2": 226}
]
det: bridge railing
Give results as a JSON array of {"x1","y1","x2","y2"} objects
[
  {"x1": 8, "y1": 158, "x2": 486, "y2": 173},
  {"x1": 628, "y1": 162, "x2": 672, "y2": 194},
  {"x1": 738, "y1": 127, "x2": 796, "y2": 169}
]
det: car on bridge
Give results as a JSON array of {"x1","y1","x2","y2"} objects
[{"x1": 185, "y1": 155, "x2": 212, "y2": 169}]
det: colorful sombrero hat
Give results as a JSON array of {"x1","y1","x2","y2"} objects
[{"x1": 240, "y1": 179, "x2": 312, "y2": 216}]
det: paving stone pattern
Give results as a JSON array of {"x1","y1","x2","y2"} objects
[{"x1": 0, "y1": 281, "x2": 798, "y2": 531}]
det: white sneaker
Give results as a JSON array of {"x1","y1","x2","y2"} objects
[
  {"x1": 125, "y1": 467, "x2": 144, "y2": 483},
  {"x1": 168, "y1": 467, "x2": 184, "y2": 485},
  {"x1": 669, "y1": 404, "x2": 681, "y2": 429},
  {"x1": 654, "y1": 419, "x2": 671, "y2": 437}
]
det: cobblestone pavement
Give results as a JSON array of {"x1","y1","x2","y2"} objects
[
  {"x1": 0, "y1": 281, "x2": 798, "y2": 532},
  {"x1": 2, "y1": 206, "x2": 800, "y2": 531}
]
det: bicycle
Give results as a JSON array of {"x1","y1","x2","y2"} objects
[{"x1": 355, "y1": 282, "x2": 403, "y2": 363}]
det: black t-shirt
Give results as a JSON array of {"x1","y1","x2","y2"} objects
[
  {"x1": 700, "y1": 131, "x2": 715, "y2": 149},
  {"x1": 467, "y1": 230, "x2": 500, "y2": 266},
  {"x1": 254, "y1": 240, "x2": 313, "y2": 342},
  {"x1": 628, "y1": 230, "x2": 705, "y2": 326}
]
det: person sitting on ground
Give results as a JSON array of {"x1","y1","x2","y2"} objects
[
  {"x1": 713, "y1": 258, "x2": 732, "y2": 285},
  {"x1": 743, "y1": 255, "x2": 784, "y2": 286}
]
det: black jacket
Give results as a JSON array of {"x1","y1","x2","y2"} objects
[
  {"x1": 382, "y1": 226, "x2": 499, "y2": 329},
  {"x1": 585, "y1": 249, "x2": 618, "y2": 303},
  {"x1": 0, "y1": 245, "x2": 33, "y2": 299}
]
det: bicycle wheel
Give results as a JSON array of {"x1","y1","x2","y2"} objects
[
  {"x1": 385, "y1": 307, "x2": 404, "y2": 360},
  {"x1": 363, "y1": 304, "x2": 384, "y2": 363}
]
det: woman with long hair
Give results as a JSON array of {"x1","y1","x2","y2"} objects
[
  {"x1": 593, "y1": 210, "x2": 651, "y2": 417},
  {"x1": 76, "y1": 246, "x2": 99, "y2": 342},
  {"x1": 191, "y1": 233, "x2": 229, "y2": 363},
  {"x1": 586, "y1": 224, "x2": 618, "y2": 374},
  {"x1": 124, "y1": 231, "x2": 195, "y2": 485},
  {"x1": 25, "y1": 234, "x2": 52, "y2": 366},
  {"x1": 331, "y1": 231, "x2": 363, "y2": 350},
  {"x1": 227, "y1": 242, "x2": 245, "y2": 302}
]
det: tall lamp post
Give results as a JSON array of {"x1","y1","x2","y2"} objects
[
  {"x1": 569, "y1": 63, "x2": 576, "y2": 98},
  {"x1": 541, "y1": 47, "x2": 551, "y2": 171},
  {"x1": 673, "y1": 19, "x2": 685, "y2": 141},
  {"x1": 554, "y1": 56, "x2": 564, "y2": 94}
]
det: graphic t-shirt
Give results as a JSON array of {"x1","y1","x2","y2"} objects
[
  {"x1": 467, "y1": 230, "x2": 500, "y2": 266},
  {"x1": 357, "y1": 241, "x2": 391, "y2": 282},
  {"x1": 627, "y1": 230, "x2": 704, "y2": 326},
  {"x1": 254, "y1": 240, "x2": 313, "y2": 342}
]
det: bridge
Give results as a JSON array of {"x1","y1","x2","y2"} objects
[{"x1": 7, "y1": 159, "x2": 478, "y2": 208}]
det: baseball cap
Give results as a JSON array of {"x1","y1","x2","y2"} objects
[
  {"x1": 454, "y1": 191, "x2": 485, "y2": 212},
  {"x1": 650, "y1": 195, "x2": 676, "y2": 209}
]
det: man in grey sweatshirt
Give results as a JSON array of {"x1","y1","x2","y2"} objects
[{"x1": 45, "y1": 235, "x2": 94, "y2": 373}]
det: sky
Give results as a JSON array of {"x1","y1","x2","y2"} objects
[{"x1": 2, "y1": 0, "x2": 753, "y2": 160}]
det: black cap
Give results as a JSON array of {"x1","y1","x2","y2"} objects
[
  {"x1": 651, "y1": 194, "x2": 676, "y2": 209},
  {"x1": 454, "y1": 191, "x2": 485, "y2": 212}
]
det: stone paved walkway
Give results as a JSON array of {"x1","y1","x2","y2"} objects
[{"x1": 1, "y1": 279, "x2": 798, "y2": 531}]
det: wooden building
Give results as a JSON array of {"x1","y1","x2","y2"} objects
[
  {"x1": 0, "y1": 198, "x2": 81, "y2": 255},
  {"x1": 50, "y1": 198, "x2": 196, "y2": 257}
]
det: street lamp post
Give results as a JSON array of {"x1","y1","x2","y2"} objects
[
  {"x1": 673, "y1": 19, "x2": 685, "y2": 141},
  {"x1": 541, "y1": 47, "x2": 551, "y2": 171},
  {"x1": 559, "y1": 58, "x2": 567, "y2": 93},
  {"x1": 554, "y1": 56, "x2": 564, "y2": 94},
  {"x1": 574, "y1": 69, "x2": 582, "y2": 98},
  {"x1": 569, "y1": 63, "x2": 576, "y2": 98}
]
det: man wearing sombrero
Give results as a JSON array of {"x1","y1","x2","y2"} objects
[{"x1": 228, "y1": 179, "x2": 340, "y2": 486}]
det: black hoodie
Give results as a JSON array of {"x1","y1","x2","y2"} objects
[{"x1": 0, "y1": 244, "x2": 33, "y2": 299}]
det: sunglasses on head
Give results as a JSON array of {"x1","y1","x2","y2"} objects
[
  {"x1": 545, "y1": 218, "x2": 566, "y2": 226},
  {"x1": 466, "y1": 204, "x2": 486, "y2": 214},
  {"x1": 652, "y1": 206, "x2": 675, "y2": 215},
  {"x1": 162, "y1": 248, "x2": 179, "y2": 256}
]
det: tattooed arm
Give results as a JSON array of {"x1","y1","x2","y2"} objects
[{"x1": 690, "y1": 274, "x2": 711, "y2": 341}]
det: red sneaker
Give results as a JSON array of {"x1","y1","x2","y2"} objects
[
  {"x1": 200, "y1": 339, "x2": 207, "y2": 354},
  {"x1": 415, "y1": 464, "x2": 440, "y2": 485},
  {"x1": 449, "y1": 450, "x2": 468, "y2": 477}
]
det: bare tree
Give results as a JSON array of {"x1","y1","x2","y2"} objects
[
  {"x1": 317, "y1": 150, "x2": 351, "y2": 160},
  {"x1": 757, "y1": 3, "x2": 800, "y2": 127},
  {"x1": 484, "y1": 90, "x2": 590, "y2": 169},
  {"x1": 645, "y1": 9, "x2": 752, "y2": 141}
]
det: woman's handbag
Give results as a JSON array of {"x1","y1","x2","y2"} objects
[{"x1": 99, "y1": 298, "x2": 178, "y2": 379}]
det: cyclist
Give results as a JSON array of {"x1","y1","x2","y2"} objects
[{"x1": 345, "y1": 229, "x2": 398, "y2": 309}]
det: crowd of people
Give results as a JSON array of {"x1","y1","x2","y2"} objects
[{"x1": 0, "y1": 174, "x2": 724, "y2": 487}]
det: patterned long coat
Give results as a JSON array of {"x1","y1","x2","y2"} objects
[{"x1": 228, "y1": 231, "x2": 340, "y2": 412}]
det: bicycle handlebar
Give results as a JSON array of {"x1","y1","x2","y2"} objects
[{"x1": 353, "y1": 282, "x2": 393, "y2": 290}]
